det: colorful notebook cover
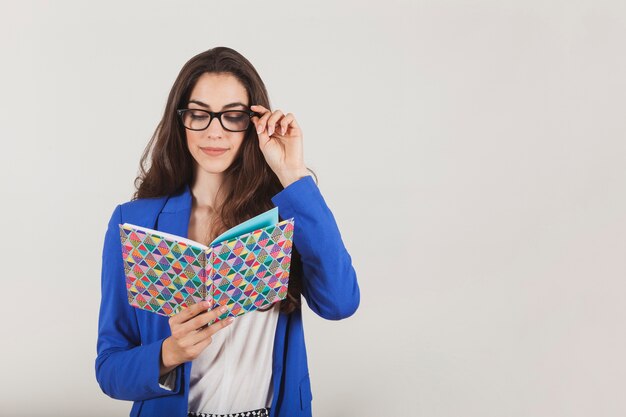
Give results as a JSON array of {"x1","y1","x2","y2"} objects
[{"x1": 118, "y1": 208, "x2": 294, "y2": 323}]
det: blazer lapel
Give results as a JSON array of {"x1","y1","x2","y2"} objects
[{"x1": 155, "y1": 183, "x2": 193, "y2": 238}]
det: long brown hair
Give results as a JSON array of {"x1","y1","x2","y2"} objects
[{"x1": 132, "y1": 46, "x2": 317, "y2": 315}]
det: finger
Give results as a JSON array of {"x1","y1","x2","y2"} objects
[
  {"x1": 180, "y1": 304, "x2": 229, "y2": 335},
  {"x1": 258, "y1": 111, "x2": 272, "y2": 135},
  {"x1": 251, "y1": 105, "x2": 273, "y2": 134},
  {"x1": 249, "y1": 105, "x2": 267, "y2": 124},
  {"x1": 279, "y1": 113, "x2": 295, "y2": 135},
  {"x1": 266, "y1": 110, "x2": 284, "y2": 136},
  {"x1": 286, "y1": 114, "x2": 301, "y2": 132},
  {"x1": 186, "y1": 319, "x2": 232, "y2": 355},
  {"x1": 169, "y1": 299, "x2": 212, "y2": 327},
  {"x1": 250, "y1": 104, "x2": 268, "y2": 113},
  {"x1": 249, "y1": 105, "x2": 267, "y2": 126},
  {"x1": 190, "y1": 314, "x2": 235, "y2": 346}
]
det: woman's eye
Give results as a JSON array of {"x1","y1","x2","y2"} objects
[
  {"x1": 190, "y1": 114, "x2": 208, "y2": 120},
  {"x1": 224, "y1": 114, "x2": 245, "y2": 122}
]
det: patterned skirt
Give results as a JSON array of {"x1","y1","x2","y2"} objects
[{"x1": 188, "y1": 407, "x2": 270, "y2": 417}]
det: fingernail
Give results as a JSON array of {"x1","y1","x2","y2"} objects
[
  {"x1": 281, "y1": 127, "x2": 286, "y2": 135},
  {"x1": 220, "y1": 306, "x2": 227, "y2": 313},
  {"x1": 203, "y1": 300, "x2": 211, "y2": 307},
  {"x1": 257, "y1": 126, "x2": 263, "y2": 134},
  {"x1": 268, "y1": 127, "x2": 274, "y2": 136},
  {"x1": 227, "y1": 317, "x2": 235, "y2": 323}
]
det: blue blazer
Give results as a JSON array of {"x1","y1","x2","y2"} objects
[{"x1": 95, "y1": 175, "x2": 360, "y2": 417}]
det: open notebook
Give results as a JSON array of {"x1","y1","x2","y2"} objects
[{"x1": 118, "y1": 207, "x2": 294, "y2": 323}]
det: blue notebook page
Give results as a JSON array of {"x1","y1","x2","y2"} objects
[{"x1": 210, "y1": 207, "x2": 279, "y2": 245}]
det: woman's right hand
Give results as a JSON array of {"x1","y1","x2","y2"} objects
[{"x1": 160, "y1": 300, "x2": 234, "y2": 375}]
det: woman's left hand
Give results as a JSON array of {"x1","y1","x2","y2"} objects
[{"x1": 250, "y1": 104, "x2": 309, "y2": 187}]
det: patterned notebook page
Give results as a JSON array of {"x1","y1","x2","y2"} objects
[
  {"x1": 119, "y1": 218, "x2": 294, "y2": 319},
  {"x1": 208, "y1": 219, "x2": 294, "y2": 323}
]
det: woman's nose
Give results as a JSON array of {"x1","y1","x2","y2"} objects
[{"x1": 205, "y1": 115, "x2": 225, "y2": 135}]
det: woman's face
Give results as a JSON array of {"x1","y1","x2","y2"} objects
[{"x1": 184, "y1": 72, "x2": 249, "y2": 175}]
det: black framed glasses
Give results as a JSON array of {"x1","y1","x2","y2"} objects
[{"x1": 177, "y1": 108, "x2": 261, "y2": 132}]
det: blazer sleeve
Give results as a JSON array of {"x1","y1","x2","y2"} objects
[
  {"x1": 95, "y1": 204, "x2": 183, "y2": 401},
  {"x1": 271, "y1": 175, "x2": 361, "y2": 320}
]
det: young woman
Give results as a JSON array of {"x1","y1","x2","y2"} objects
[{"x1": 95, "y1": 46, "x2": 360, "y2": 417}]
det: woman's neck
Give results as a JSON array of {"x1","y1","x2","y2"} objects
[{"x1": 189, "y1": 168, "x2": 229, "y2": 211}]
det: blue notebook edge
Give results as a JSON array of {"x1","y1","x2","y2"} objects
[{"x1": 210, "y1": 207, "x2": 280, "y2": 245}]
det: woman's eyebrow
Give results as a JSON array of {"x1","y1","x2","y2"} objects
[{"x1": 188, "y1": 99, "x2": 248, "y2": 109}]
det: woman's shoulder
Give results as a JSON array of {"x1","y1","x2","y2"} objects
[
  {"x1": 120, "y1": 194, "x2": 168, "y2": 211},
  {"x1": 115, "y1": 194, "x2": 169, "y2": 225}
]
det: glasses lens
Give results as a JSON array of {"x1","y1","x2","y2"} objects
[
  {"x1": 182, "y1": 110, "x2": 210, "y2": 130},
  {"x1": 221, "y1": 111, "x2": 250, "y2": 131}
]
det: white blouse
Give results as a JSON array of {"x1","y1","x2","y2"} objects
[{"x1": 158, "y1": 302, "x2": 281, "y2": 414}]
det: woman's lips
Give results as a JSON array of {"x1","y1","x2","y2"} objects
[{"x1": 200, "y1": 147, "x2": 228, "y2": 156}]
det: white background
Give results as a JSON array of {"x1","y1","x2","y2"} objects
[{"x1": 1, "y1": 1, "x2": 624, "y2": 416}]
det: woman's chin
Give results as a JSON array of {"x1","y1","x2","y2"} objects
[{"x1": 195, "y1": 160, "x2": 232, "y2": 175}]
